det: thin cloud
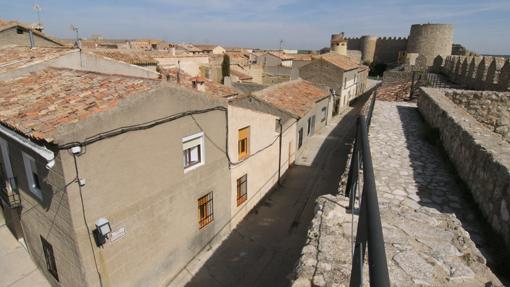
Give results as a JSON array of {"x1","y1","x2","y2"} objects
[{"x1": 1, "y1": 0, "x2": 508, "y2": 54}]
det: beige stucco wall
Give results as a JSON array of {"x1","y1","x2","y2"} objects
[
  {"x1": 0, "y1": 135, "x2": 85, "y2": 287},
  {"x1": 155, "y1": 56, "x2": 209, "y2": 77},
  {"x1": 53, "y1": 86, "x2": 231, "y2": 287},
  {"x1": 212, "y1": 46, "x2": 226, "y2": 55},
  {"x1": 299, "y1": 60, "x2": 360, "y2": 111},
  {"x1": 299, "y1": 60, "x2": 345, "y2": 96},
  {"x1": 50, "y1": 52, "x2": 160, "y2": 79},
  {"x1": 0, "y1": 50, "x2": 160, "y2": 80},
  {"x1": 227, "y1": 105, "x2": 296, "y2": 227},
  {"x1": 0, "y1": 27, "x2": 62, "y2": 48},
  {"x1": 340, "y1": 69, "x2": 358, "y2": 106},
  {"x1": 295, "y1": 97, "x2": 331, "y2": 150}
]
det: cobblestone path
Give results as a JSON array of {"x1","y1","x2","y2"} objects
[
  {"x1": 293, "y1": 101, "x2": 504, "y2": 287},
  {"x1": 370, "y1": 101, "x2": 502, "y2": 286}
]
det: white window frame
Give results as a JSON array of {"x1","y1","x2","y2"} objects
[
  {"x1": 0, "y1": 137, "x2": 14, "y2": 179},
  {"x1": 22, "y1": 152, "x2": 43, "y2": 199},
  {"x1": 182, "y1": 132, "x2": 205, "y2": 173}
]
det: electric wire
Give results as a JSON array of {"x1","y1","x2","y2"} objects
[{"x1": 72, "y1": 153, "x2": 104, "y2": 287}]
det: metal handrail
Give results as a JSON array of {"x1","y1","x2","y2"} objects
[
  {"x1": 0, "y1": 176, "x2": 21, "y2": 208},
  {"x1": 345, "y1": 96, "x2": 390, "y2": 287}
]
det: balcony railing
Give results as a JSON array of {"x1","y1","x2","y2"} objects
[
  {"x1": 345, "y1": 96, "x2": 390, "y2": 287},
  {"x1": 1, "y1": 176, "x2": 21, "y2": 208}
]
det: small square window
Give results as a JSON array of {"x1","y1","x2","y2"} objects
[
  {"x1": 237, "y1": 174, "x2": 247, "y2": 206},
  {"x1": 22, "y1": 152, "x2": 42, "y2": 199},
  {"x1": 16, "y1": 28, "x2": 24, "y2": 34},
  {"x1": 238, "y1": 127, "x2": 250, "y2": 160},
  {"x1": 198, "y1": 192, "x2": 214, "y2": 229},
  {"x1": 182, "y1": 132, "x2": 205, "y2": 171}
]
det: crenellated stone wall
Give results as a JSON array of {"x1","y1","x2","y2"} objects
[
  {"x1": 418, "y1": 87, "x2": 510, "y2": 255},
  {"x1": 346, "y1": 36, "x2": 407, "y2": 64},
  {"x1": 432, "y1": 55, "x2": 510, "y2": 91}
]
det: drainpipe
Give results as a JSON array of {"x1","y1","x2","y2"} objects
[
  {"x1": 28, "y1": 29, "x2": 35, "y2": 49},
  {"x1": 277, "y1": 118, "x2": 283, "y2": 186}
]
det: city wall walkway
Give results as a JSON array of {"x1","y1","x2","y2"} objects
[
  {"x1": 370, "y1": 101, "x2": 502, "y2": 286},
  {"x1": 293, "y1": 100, "x2": 504, "y2": 286}
]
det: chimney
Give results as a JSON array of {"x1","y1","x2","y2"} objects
[
  {"x1": 28, "y1": 29, "x2": 35, "y2": 49},
  {"x1": 223, "y1": 76, "x2": 232, "y2": 87},
  {"x1": 191, "y1": 76, "x2": 206, "y2": 92}
]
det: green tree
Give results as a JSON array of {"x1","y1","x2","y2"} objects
[{"x1": 222, "y1": 53, "x2": 231, "y2": 82}]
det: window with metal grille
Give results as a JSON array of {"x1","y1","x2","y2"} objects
[
  {"x1": 237, "y1": 174, "x2": 247, "y2": 206},
  {"x1": 238, "y1": 126, "x2": 250, "y2": 160},
  {"x1": 41, "y1": 236, "x2": 59, "y2": 281},
  {"x1": 198, "y1": 192, "x2": 214, "y2": 229}
]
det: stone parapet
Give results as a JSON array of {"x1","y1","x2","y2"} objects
[
  {"x1": 435, "y1": 55, "x2": 510, "y2": 91},
  {"x1": 443, "y1": 90, "x2": 510, "y2": 141},
  {"x1": 418, "y1": 87, "x2": 510, "y2": 254}
]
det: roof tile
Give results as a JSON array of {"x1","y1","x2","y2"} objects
[
  {"x1": 0, "y1": 68, "x2": 160, "y2": 142},
  {"x1": 253, "y1": 79, "x2": 329, "y2": 118}
]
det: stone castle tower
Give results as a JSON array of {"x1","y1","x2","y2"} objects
[
  {"x1": 406, "y1": 24, "x2": 454, "y2": 66},
  {"x1": 338, "y1": 23, "x2": 454, "y2": 66},
  {"x1": 330, "y1": 33, "x2": 347, "y2": 56}
]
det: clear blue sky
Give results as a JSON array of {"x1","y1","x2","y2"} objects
[{"x1": 2, "y1": 0, "x2": 509, "y2": 55}]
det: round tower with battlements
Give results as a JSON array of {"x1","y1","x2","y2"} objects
[
  {"x1": 360, "y1": 35, "x2": 377, "y2": 63},
  {"x1": 406, "y1": 23, "x2": 453, "y2": 66},
  {"x1": 331, "y1": 33, "x2": 347, "y2": 56}
]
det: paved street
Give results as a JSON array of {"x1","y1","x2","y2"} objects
[
  {"x1": 0, "y1": 211, "x2": 49, "y2": 287},
  {"x1": 186, "y1": 97, "x2": 369, "y2": 287}
]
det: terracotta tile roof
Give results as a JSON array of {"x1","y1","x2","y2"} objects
[
  {"x1": 0, "y1": 19, "x2": 12, "y2": 27},
  {"x1": 376, "y1": 82, "x2": 412, "y2": 102},
  {"x1": 226, "y1": 52, "x2": 249, "y2": 60},
  {"x1": 89, "y1": 49, "x2": 158, "y2": 65},
  {"x1": 161, "y1": 68, "x2": 240, "y2": 99},
  {"x1": 0, "y1": 68, "x2": 160, "y2": 142},
  {"x1": 177, "y1": 44, "x2": 203, "y2": 52},
  {"x1": 252, "y1": 79, "x2": 329, "y2": 118},
  {"x1": 268, "y1": 51, "x2": 294, "y2": 61},
  {"x1": 230, "y1": 69, "x2": 252, "y2": 81},
  {"x1": 0, "y1": 46, "x2": 76, "y2": 74},
  {"x1": 318, "y1": 53, "x2": 359, "y2": 71},
  {"x1": 291, "y1": 54, "x2": 313, "y2": 61},
  {"x1": 193, "y1": 44, "x2": 221, "y2": 51}
]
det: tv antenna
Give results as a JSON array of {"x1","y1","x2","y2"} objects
[
  {"x1": 70, "y1": 24, "x2": 81, "y2": 48},
  {"x1": 32, "y1": 4, "x2": 43, "y2": 31},
  {"x1": 279, "y1": 39, "x2": 284, "y2": 50}
]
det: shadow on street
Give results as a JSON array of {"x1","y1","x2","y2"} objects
[{"x1": 186, "y1": 94, "x2": 370, "y2": 287}]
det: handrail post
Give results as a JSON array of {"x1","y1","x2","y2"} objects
[{"x1": 346, "y1": 118, "x2": 360, "y2": 210}]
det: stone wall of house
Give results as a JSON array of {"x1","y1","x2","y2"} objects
[
  {"x1": 443, "y1": 90, "x2": 510, "y2": 141},
  {"x1": 432, "y1": 55, "x2": 510, "y2": 91},
  {"x1": 418, "y1": 87, "x2": 510, "y2": 254}
]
